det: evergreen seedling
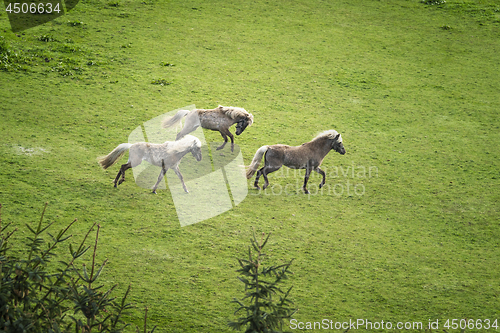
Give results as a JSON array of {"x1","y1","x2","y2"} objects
[{"x1": 228, "y1": 231, "x2": 296, "y2": 333}]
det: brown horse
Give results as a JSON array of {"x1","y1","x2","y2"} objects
[
  {"x1": 246, "y1": 130, "x2": 346, "y2": 194},
  {"x1": 162, "y1": 105, "x2": 254, "y2": 152},
  {"x1": 99, "y1": 135, "x2": 202, "y2": 193}
]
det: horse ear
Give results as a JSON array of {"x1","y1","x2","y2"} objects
[{"x1": 334, "y1": 133, "x2": 340, "y2": 141}]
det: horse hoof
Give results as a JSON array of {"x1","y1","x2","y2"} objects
[
  {"x1": 304, "y1": 189, "x2": 310, "y2": 194},
  {"x1": 152, "y1": 190, "x2": 157, "y2": 194},
  {"x1": 319, "y1": 183, "x2": 324, "y2": 189}
]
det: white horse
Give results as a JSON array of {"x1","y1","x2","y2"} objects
[
  {"x1": 162, "y1": 105, "x2": 254, "y2": 152},
  {"x1": 99, "y1": 135, "x2": 202, "y2": 193}
]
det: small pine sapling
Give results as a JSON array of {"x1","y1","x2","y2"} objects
[{"x1": 228, "y1": 231, "x2": 297, "y2": 333}]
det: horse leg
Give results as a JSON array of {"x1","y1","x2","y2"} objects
[
  {"x1": 119, "y1": 169, "x2": 126, "y2": 184},
  {"x1": 176, "y1": 127, "x2": 192, "y2": 140},
  {"x1": 152, "y1": 160, "x2": 167, "y2": 194},
  {"x1": 262, "y1": 165, "x2": 281, "y2": 190},
  {"x1": 173, "y1": 166, "x2": 189, "y2": 193},
  {"x1": 113, "y1": 169, "x2": 121, "y2": 187},
  {"x1": 216, "y1": 130, "x2": 228, "y2": 151},
  {"x1": 114, "y1": 162, "x2": 132, "y2": 187},
  {"x1": 315, "y1": 167, "x2": 326, "y2": 188},
  {"x1": 119, "y1": 154, "x2": 143, "y2": 187},
  {"x1": 225, "y1": 129, "x2": 235, "y2": 152},
  {"x1": 254, "y1": 167, "x2": 264, "y2": 189},
  {"x1": 302, "y1": 166, "x2": 312, "y2": 194}
]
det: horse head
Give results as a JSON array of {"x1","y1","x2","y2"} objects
[
  {"x1": 331, "y1": 133, "x2": 346, "y2": 155},
  {"x1": 235, "y1": 113, "x2": 254, "y2": 135},
  {"x1": 190, "y1": 138, "x2": 203, "y2": 161}
]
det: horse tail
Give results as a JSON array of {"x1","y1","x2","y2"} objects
[
  {"x1": 246, "y1": 145, "x2": 269, "y2": 179},
  {"x1": 98, "y1": 143, "x2": 132, "y2": 169},
  {"x1": 162, "y1": 109, "x2": 191, "y2": 128}
]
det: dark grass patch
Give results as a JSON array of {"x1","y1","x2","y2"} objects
[
  {"x1": 67, "y1": 19, "x2": 85, "y2": 26},
  {"x1": 151, "y1": 78, "x2": 171, "y2": 86},
  {"x1": 424, "y1": 0, "x2": 500, "y2": 25},
  {"x1": 0, "y1": 36, "x2": 33, "y2": 71},
  {"x1": 37, "y1": 34, "x2": 57, "y2": 42},
  {"x1": 421, "y1": 0, "x2": 446, "y2": 5}
]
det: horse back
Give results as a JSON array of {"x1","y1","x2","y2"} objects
[
  {"x1": 269, "y1": 144, "x2": 320, "y2": 169},
  {"x1": 197, "y1": 108, "x2": 235, "y2": 131}
]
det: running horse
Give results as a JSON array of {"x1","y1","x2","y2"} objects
[
  {"x1": 99, "y1": 135, "x2": 202, "y2": 193},
  {"x1": 246, "y1": 130, "x2": 346, "y2": 194},
  {"x1": 162, "y1": 105, "x2": 254, "y2": 152}
]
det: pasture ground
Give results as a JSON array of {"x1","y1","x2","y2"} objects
[{"x1": 1, "y1": 0, "x2": 499, "y2": 331}]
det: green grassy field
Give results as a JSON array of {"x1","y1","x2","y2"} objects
[{"x1": 1, "y1": 0, "x2": 499, "y2": 331}]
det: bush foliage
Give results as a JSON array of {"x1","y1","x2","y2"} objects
[{"x1": 0, "y1": 203, "x2": 155, "y2": 333}]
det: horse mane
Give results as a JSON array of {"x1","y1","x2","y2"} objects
[
  {"x1": 169, "y1": 135, "x2": 201, "y2": 153},
  {"x1": 218, "y1": 105, "x2": 254, "y2": 125},
  {"x1": 312, "y1": 130, "x2": 342, "y2": 142}
]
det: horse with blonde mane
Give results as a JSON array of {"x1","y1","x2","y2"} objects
[
  {"x1": 162, "y1": 105, "x2": 254, "y2": 152},
  {"x1": 246, "y1": 130, "x2": 346, "y2": 194},
  {"x1": 99, "y1": 135, "x2": 202, "y2": 193}
]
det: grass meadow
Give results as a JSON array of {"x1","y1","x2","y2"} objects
[{"x1": 1, "y1": 0, "x2": 499, "y2": 331}]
